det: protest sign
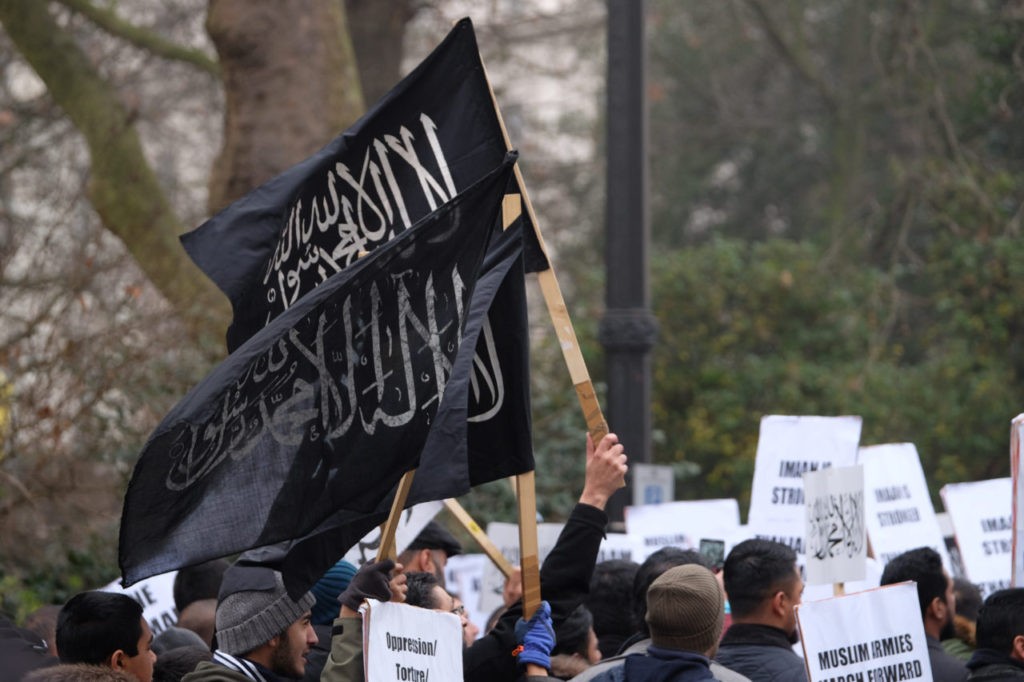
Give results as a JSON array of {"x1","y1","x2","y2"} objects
[
  {"x1": 797, "y1": 581, "x2": 932, "y2": 682},
  {"x1": 747, "y1": 416, "x2": 861, "y2": 570},
  {"x1": 343, "y1": 502, "x2": 443, "y2": 567},
  {"x1": 102, "y1": 571, "x2": 178, "y2": 637},
  {"x1": 363, "y1": 599, "x2": 462, "y2": 682},
  {"x1": 941, "y1": 478, "x2": 1012, "y2": 596},
  {"x1": 478, "y1": 521, "x2": 564, "y2": 616},
  {"x1": 858, "y1": 443, "x2": 951, "y2": 571},
  {"x1": 804, "y1": 465, "x2": 866, "y2": 585},
  {"x1": 625, "y1": 499, "x2": 741, "y2": 557},
  {"x1": 596, "y1": 533, "x2": 648, "y2": 565},
  {"x1": 1012, "y1": 414, "x2": 1024, "y2": 587}
]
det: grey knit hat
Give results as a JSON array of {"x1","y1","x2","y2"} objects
[
  {"x1": 215, "y1": 565, "x2": 315, "y2": 655},
  {"x1": 645, "y1": 564, "x2": 724, "y2": 656}
]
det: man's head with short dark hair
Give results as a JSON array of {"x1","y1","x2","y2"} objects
[
  {"x1": 880, "y1": 546, "x2": 956, "y2": 642},
  {"x1": 403, "y1": 571, "x2": 469, "y2": 633},
  {"x1": 586, "y1": 559, "x2": 639, "y2": 657},
  {"x1": 633, "y1": 547, "x2": 712, "y2": 637},
  {"x1": 974, "y1": 588, "x2": 1024, "y2": 658},
  {"x1": 56, "y1": 592, "x2": 155, "y2": 682},
  {"x1": 722, "y1": 539, "x2": 802, "y2": 639}
]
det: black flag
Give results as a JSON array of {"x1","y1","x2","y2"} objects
[
  {"x1": 119, "y1": 156, "x2": 530, "y2": 588},
  {"x1": 181, "y1": 17, "x2": 547, "y2": 354}
]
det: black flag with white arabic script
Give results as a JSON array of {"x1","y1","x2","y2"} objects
[
  {"x1": 119, "y1": 156, "x2": 530, "y2": 588},
  {"x1": 181, "y1": 17, "x2": 547, "y2": 354}
]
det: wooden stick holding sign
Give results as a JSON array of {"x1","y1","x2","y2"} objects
[
  {"x1": 481, "y1": 64, "x2": 619, "y2": 472},
  {"x1": 443, "y1": 498, "x2": 515, "y2": 578},
  {"x1": 516, "y1": 471, "x2": 542, "y2": 619},
  {"x1": 377, "y1": 469, "x2": 416, "y2": 562}
]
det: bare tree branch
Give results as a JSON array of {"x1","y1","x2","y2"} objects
[
  {"x1": 53, "y1": 0, "x2": 220, "y2": 77},
  {"x1": 0, "y1": 0, "x2": 230, "y2": 346}
]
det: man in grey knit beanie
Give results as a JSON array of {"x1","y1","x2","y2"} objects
[{"x1": 183, "y1": 563, "x2": 317, "y2": 682}]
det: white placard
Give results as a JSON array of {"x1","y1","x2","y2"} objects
[
  {"x1": 796, "y1": 582, "x2": 932, "y2": 682},
  {"x1": 941, "y1": 478, "x2": 1012, "y2": 596},
  {"x1": 625, "y1": 499, "x2": 741, "y2": 556},
  {"x1": 478, "y1": 521, "x2": 564, "y2": 617},
  {"x1": 1012, "y1": 414, "x2": 1024, "y2": 587},
  {"x1": 858, "y1": 444, "x2": 951, "y2": 571},
  {"x1": 444, "y1": 553, "x2": 487, "y2": 640},
  {"x1": 102, "y1": 572, "x2": 178, "y2": 637},
  {"x1": 362, "y1": 599, "x2": 462, "y2": 682},
  {"x1": 746, "y1": 415, "x2": 862, "y2": 581},
  {"x1": 748, "y1": 416, "x2": 863, "y2": 526},
  {"x1": 804, "y1": 465, "x2": 866, "y2": 585},
  {"x1": 343, "y1": 501, "x2": 444, "y2": 567},
  {"x1": 596, "y1": 533, "x2": 648, "y2": 565}
]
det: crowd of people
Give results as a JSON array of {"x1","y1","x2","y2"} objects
[{"x1": 4, "y1": 434, "x2": 1024, "y2": 682}]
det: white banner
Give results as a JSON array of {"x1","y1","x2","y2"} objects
[
  {"x1": 858, "y1": 443, "x2": 951, "y2": 571},
  {"x1": 942, "y1": 478, "x2": 1012, "y2": 597},
  {"x1": 796, "y1": 582, "x2": 932, "y2": 682},
  {"x1": 1012, "y1": 414, "x2": 1024, "y2": 587},
  {"x1": 478, "y1": 522, "x2": 564, "y2": 617},
  {"x1": 102, "y1": 572, "x2": 178, "y2": 637},
  {"x1": 625, "y1": 499, "x2": 741, "y2": 558},
  {"x1": 363, "y1": 599, "x2": 462, "y2": 682},
  {"x1": 804, "y1": 465, "x2": 866, "y2": 585},
  {"x1": 596, "y1": 533, "x2": 649, "y2": 565},
  {"x1": 343, "y1": 501, "x2": 444, "y2": 567}
]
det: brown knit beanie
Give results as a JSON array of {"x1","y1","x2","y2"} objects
[{"x1": 645, "y1": 564, "x2": 724, "y2": 656}]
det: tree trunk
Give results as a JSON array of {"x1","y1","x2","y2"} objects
[
  {"x1": 345, "y1": 0, "x2": 416, "y2": 106},
  {"x1": 205, "y1": 0, "x2": 365, "y2": 212}
]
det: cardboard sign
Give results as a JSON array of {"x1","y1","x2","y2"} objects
[
  {"x1": 102, "y1": 571, "x2": 178, "y2": 637},
  {"x1": 478, "y1": 521, "x2": 564, "y2": 617},
  {"x1": 941, "y1": 478, "x2": 1012, "y2": 596},
  {"x1": 343, "y1": 501, "x2": 444, "y2": 566},
  {"x1": 796, "y1": 582, "x2": 932, "y2": 682},
  {"x1": 804, "y1": 465, "x2": 866, "y2": 585},
  {"x1": 362, "y1": 599, "x2": 462, "y2": 682},
  {"x1": 625, "y1": 499, "x2": 741, "y2": 557},
  {"x1": 1012, "y1": 415, "x2": 1024, "y2": 587},
  {"x1": 858, "y1": 444, "x2": 951, "y2": 571}
]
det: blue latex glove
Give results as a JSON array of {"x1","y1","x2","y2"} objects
[{"x1": 514, "y1": 601, "x2": 554, "y2": 670}]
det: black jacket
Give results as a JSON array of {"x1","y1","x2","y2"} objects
[
  {"x1": 464, "y1": 503, "x2": 608, "y2": 682},
  {"x1": 589, "y1": 646, "x2": 715, "y2": 682},
  {"x1": 714, "y1": 624, "x2": 807, "y2": 682},
  {"x1": 967, "y1": 648, "x2": 1024, "y2": 681}
]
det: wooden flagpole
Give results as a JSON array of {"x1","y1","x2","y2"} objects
[
  {"x1": 377, "y1": 469, "x2": 416, "y2": 562},
  {"x1": 516, "y1": 471, "x2": 542, "y2": 619},
  {"x1": 443, "y1": 498, "x2": 515, "y2": 578},
  {"x1": 482, "y1": 67, "x2": 612, "y2": 451}
]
